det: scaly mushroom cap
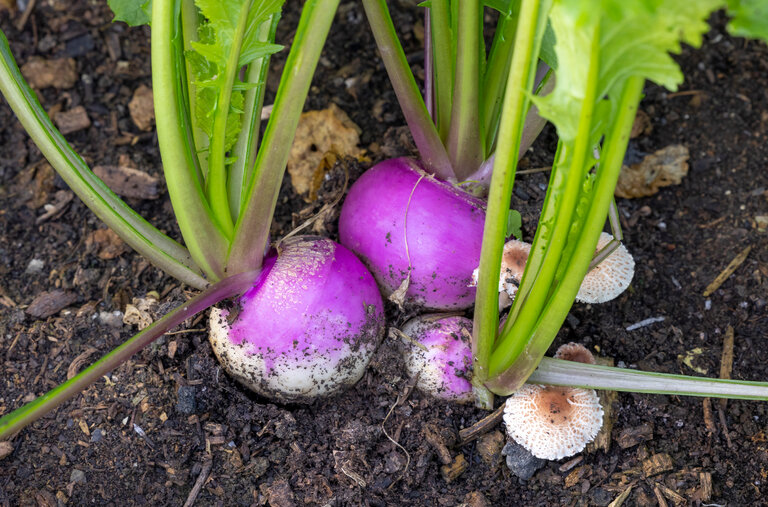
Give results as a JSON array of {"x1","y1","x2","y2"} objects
[
  {"x1": 576, "y1": 232, "x2": 635, "y2": 304},
  {"x1": 470, "y1": 239, "x2": 531, "y2": 300},
  {"x1": 503, "y1": 385, "x2": 603, "y2": 460},
  {"x1": 554, "y1": 342, "x2": 596, "y2": 365}
]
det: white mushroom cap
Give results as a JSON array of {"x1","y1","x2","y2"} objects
[
  {"x1": 576, "y1": 232, "x2": 635, "y2": 304},
  {"x1": 503, "y1": 384, "x2": 603, "y2": 460},
  {"x1": 554, "y1": 342, "x2": 596, "y2": 365},
  {"x1": 470, "y1": 239, "x2": 531, "y2": 301}
]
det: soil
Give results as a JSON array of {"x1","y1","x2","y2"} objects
[{"x1": 1, "y1": 2, "x2": 767, "y2": 506}]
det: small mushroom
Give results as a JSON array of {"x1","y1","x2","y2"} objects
[
  {"x1": 473, "y1": 232, "x2": 634, "y2": 307},
  {"x1": 576, "y1": 232, "x2": 635, "y2": 304},
  {"x1": 503, "y1": 343, "x2": 603, "y2": 461}
]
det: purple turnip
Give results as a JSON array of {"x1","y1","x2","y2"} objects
[
  {"x1": 339, "y1": 158, "x2": 485, "y2": 310},
  {"x1": 400, "y1": 314, "x2": 474, "y2": 403},
  {"x1": 208, "y1": 236, "x2": 385, "y2": 403}
]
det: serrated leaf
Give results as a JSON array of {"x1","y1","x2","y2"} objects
[
  {"x1": 107, "y1": 0, "x2": 152, "y2": 26},
  {"x1": 727, "y1": 0, "x2": 768, "y2": 42},
  {"x1": 189, "y1": 0, "x2": 286, "y2": 161}
]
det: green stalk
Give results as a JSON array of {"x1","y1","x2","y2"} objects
[
  {"x1": 0, "y1": 29, "x2": 208, "y2": 289},
  {"x1": 206, "y1": 0, "x2": 253, "y2": 235},
  {"x1": 482, "y1": 6, "x2": 520, "y2": 155},
  {"x1": 361, "y1": 0, "x2": 455, "y2": 179},
  {"x1": 181, "y1": 0, "x2": 208, "y2": 180},
  {"x1": 229, "y1": 15, "x2": 280, "y2": 220},
  {"x1": 487, "y1": 76, "x2": 644, "y2": 392},
  {"x1": 530, "y1": 357, "x2": 768, "y2": 401},
  {"x1": 472, "y1": 0, "x2": 548, "y2": 386},
  {"x1": 0, "y1": 270, "x2": 258, "y2": 441},
  {"x1": 153, "y1": 0, "x2": 230, "y2": 281},
  {"x1": 446, "y1": 0, "x2": 483, "y2": 179},
  {"x1": 430, "y1": 0, "x2": 453, "y2": 141},
  {"x1": 226, "y1": 0, "x2": 341, "y2": 274},
  {"x1": 489, "y1": 21, "x2": 601, "y2": 380}
]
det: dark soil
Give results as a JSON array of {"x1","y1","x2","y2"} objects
[{"x1": 1, "y1": 2, "x2": 767, "y2": 506}]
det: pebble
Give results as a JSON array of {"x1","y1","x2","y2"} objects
[
  {"x1": 93, "y1": 165, "x2": 159, "y2": 200},
  {"x1": 25, "y1": 258, "x2": 44, "y2": 274},
  {"x1": 98, "y1": 311, "x2": 124, "y2": 328},
  {"x1": 501, "y1": 441, "x2": 545, "y2": 480},
  {"x1": 54, "y1": 106, "x2": 91, "y2": 134},
  {"x1": 90, "y1": 428, "x2": 104, "y2": 443},
  {"x1": 128, "y1": 85, "x2": 155, "y2": 131},
  {"x1": 20, "y1": 57, "x2": 77, "y2": 89},
  {"x1": 69, "y1": 469, "x2": 86, "y2": 484},
  {"x1": 176, "y1": 385, "x2": 197, "y2": 415}
]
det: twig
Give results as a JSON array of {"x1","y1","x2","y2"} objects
[
  {"x1": 458, "y1": 404, "x2": 504, "y2": 444},
  {"x1": 15, "y1": 0, "x2": 36, "y2": 31},
  {"x1": 718, "y1": 407, "x2": 733, "y2": 449},
  {"x1": 703, "y1": 246, "x2": 752, "y2": 297},
  {"x1": 625, "y1": 316, "x2": 665, "y2": 331},
  {"x1": 381, "y1": 375, "x2": 418, "y2": 489},
  {"x1": 183, "y1": 459, "x2": 213, "y2": 507},
  {"x1": 718, "y1": 326, "x2": 735, "y2": 410},
  {"x1": 702, "y1": 397, "x2": 716, "y2": 433}
]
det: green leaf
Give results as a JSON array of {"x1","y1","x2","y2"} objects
[
  {"x1": 533, "y1": 0, "x2": 722, "y2": 144},
  {"x1": 107, "y1": 0, "x2": 152, "y2": 26},
  {"x1": 484, "y1": 0, "x2": 513, "y2": 14},
  {"x1": 506, "y1": 209, "x2": 523, "y2": 239},
  {"x1": 727, "y1": 0, "x2": 768, "y2": 41},
  {"x1": 189, "y1": 0, "x2": 285, "y2": 160}
]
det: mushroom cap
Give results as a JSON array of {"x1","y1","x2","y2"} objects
[
  {"x1": 554, "y1": 342, "x2": 596, "y2": 365},
  {"x1": 576, "y1": 232, "x2": 635, "y2": 304},
  {"x1": 503, "y1": 384, "x2": 603, "y2": 460},
  {"x1": 470, "y1": 239, "x2": 531, "y2": 300}
]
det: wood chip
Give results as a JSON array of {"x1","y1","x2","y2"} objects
[
  {"x1": 0, "y1": 441, "x2": 13, "y2": 460},
  {"x1": 702, "y1": 397, "x2": 716, "y2": 433},
  {"x1": 459, "y1": 404, "x2": 504, "y2": 444},
  {"x1": 128, "y1": 85, "x2": 155, "y2": 131},
  {"x1": 20, "y1": 57, "x2": 77, "y2": 89},
  {"x1": 67, "y1": 347, "x2": 97, "y2": 379},
  {"x1": 615, "y1": 145, "x2": 689, "y2": 199},
  {"x1": 54, "y1": 106, "x2": 91, "y2": 134},
  {"x1": 656, "y1": 482, "x2": 686, "y2": 505},
  {"x1": 719, "y1": 325, "x2": 735, "y2": 410},
  {"x1": 652, "y1": 483, "x2": 669, "y2": 507},
  {"x1": 608, "y1": 483, "x2": 635, "y2": 507},
  {"x1": 642, "y1": 453, "x2": 673, "y2": 477},
  {"x1": 26, "y1": 290, "x2": 77, "y2": 319},
  {"x1": 424, "y1": 423, "x2": 454, "y2": 465},
  {"x1": 475, "y1": 431, "x2": 504, "y2": 469},
  {"x1": 93, "y1": 164, "x2": 160, "y2": 200},
  {"x1": 440, "y1": 453, "x2": 468, "y2": 483},
  {"x1": 617, "y1": 423, "x2": 654, "y2": 449},
  {"x1": 703, "y1": 245, "x2": 752, "y2": 296}
]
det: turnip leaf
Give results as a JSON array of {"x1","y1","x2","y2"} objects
[{"x1": 108, "y1": 0, "x2": 152, "y2": 26}]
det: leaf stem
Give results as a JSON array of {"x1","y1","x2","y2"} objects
[
  {"x1": 0, "y1": 29, "x2": 208, "y2": 289},
  {"x1": 487, "y1": 76, "x2": 644, "y2": 391},
  {"x1": 529, "y1": 358, "x2": 768, "y2": 401},
  {"x1": 430, "y1": 0, "x2": 453, "y2": 141},
  {"x1": 472, "y1": 0, "x2": 547, "y2": 386},
  {"x1": 446, "y1": 0, "x2": 483, "y2": 179},
  {"x1": 361, "y1": 0, "x2": 455, "y2": 179},
  {"x1": 227, "y1": 0, "x2": 341, "y2": 274},
  {"x1": 0, "y1": 270, "x2": 258, "y2": 441},
  {"x1": 206, "y1": 0, "x2": 253, "y2": 235},
  {"x1": 153, "y1": 0, "x2": 231, "y2": 280}
]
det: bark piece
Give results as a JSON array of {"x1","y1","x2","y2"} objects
[
  {"x1": 21, "y1": 57, "x2": 77, "y2": 89},
  {"x1": 128, "y1": 85, "x2": 155, "y2": 131},
  {"x1": 615, "y1": 145, "x2": 689, "y2": 199},
  {"x1": 54, "y1": 106, "x2": 91, "y2": 134},
  {"x1": 93, "y1": 164, "x2": 159, "y2": 200},
  {"x1": 26, "y1": 290, "x2": 77, "y2": 319}
]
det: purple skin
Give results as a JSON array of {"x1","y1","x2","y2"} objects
[
  {"x1": 339, "y1": 158, "x2": 486, "y2": 310},
  {"x1": 401, "y1": 314, "x2": 474, "y2": 403},
  {"x1": 208, "y1": 236, "x2": 385, "y2": 403}
]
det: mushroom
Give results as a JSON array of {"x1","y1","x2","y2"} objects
[
  {"x1": 575, "y1": 232, "x2": 635, "y2": 304},
  {"x1": 473, "y1": 233, "x2": 634, "y2": 307},
  {"x1": 502, "y1": 343, "x2": 603, "y2": 461}
]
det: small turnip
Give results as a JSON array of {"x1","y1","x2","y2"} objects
[
  {"x1": 209, "y1": 236, "x2": 385, "y2": 403},
  {"x1": 400, "y1": 314, "x2": 475, "y2": 403}
]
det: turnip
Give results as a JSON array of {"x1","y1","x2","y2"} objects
[
  {"x1": 400, "y1": 314, "x2": 474, "y2": 403},
  {"x1": 209, "y1": 236, "x2": 385, "y2": 402},
  {"x1": 339, "y1": 158, "x2": 485, "y2": 310}
]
